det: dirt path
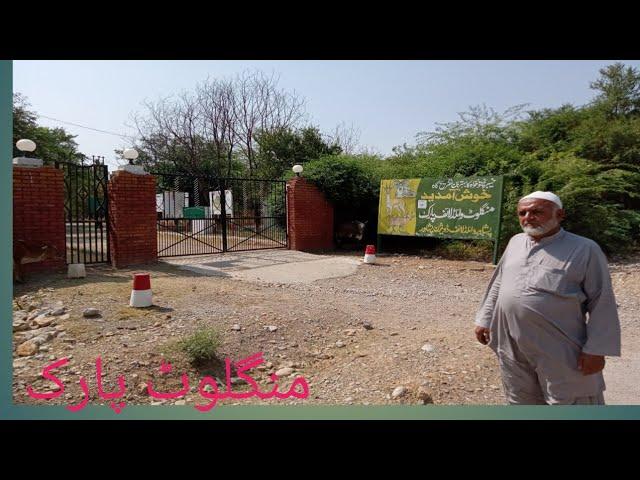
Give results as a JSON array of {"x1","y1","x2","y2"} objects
[
  {"x1": 11, "y1": 251, "x2": 640, "y2": 407},
  {"x1": 602, "y1": 261, "x2": 640, "y2": 405}
]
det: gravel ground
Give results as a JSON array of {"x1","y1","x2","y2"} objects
[{"x1": 11, "y1": 251, "x2": 640, "y2": 409}]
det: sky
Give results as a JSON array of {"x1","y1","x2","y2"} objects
[{"x1": 13, "y1": 60, "x2": 640, "y2": 169}]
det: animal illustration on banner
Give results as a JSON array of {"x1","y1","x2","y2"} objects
[{"x1": 378, "y1": 179, "x2": 419, "y2": 235}]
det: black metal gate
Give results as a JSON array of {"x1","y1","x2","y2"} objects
[
  {"x1": 154, "y1": 173, "x2": 287, "y2": 257},
  {"x1": 56, "y1": 158, "x2": 110, "y2": 264}
]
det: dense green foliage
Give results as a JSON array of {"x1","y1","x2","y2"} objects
[
  {"x1": 255, "y1": 126, "x2": 342, "y2": 179},
  {"x1": 301, "y1": 64, "x2": 640, "y2": 254}
]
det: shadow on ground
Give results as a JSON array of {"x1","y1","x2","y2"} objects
[{"x1": 12, "y1": 261, "x2": 215, "y2": 297}]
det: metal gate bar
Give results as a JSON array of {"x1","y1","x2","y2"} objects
[{"x1": 56, "y1": 158, "x2": 110, "y2": 264}]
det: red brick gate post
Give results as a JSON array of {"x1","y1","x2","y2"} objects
[
  {"x1": 13, "y1": 165, "x2": 66, "y2": 274},
  {"x1": 108, "y1": 169, "x2": 157, "y2": 268},
  {"x1": 286, "y1": 176, "x2": 334, "y2": 251}
]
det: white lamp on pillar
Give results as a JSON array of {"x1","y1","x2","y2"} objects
[
  {"x1": 292, "y1": 164, "x2": 303, "y2": 177},
  {"x1": 13, "y1": 139, "x2": 43, "y2": 167},
  {"x1": 16, "y1": 139, "x2": 36, "y2": 154},
  {"x1": 119, "y1": 148, "x2": 146, "y2": 174},
  {"x1": 123, "y1": 148, "x2": 139, "y2": 164}
]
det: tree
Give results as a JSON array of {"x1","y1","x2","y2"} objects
[
  {"x1": 132, "y1": 71, "x2": 308, "y2": 230},
  {"x1": 13, "y1": 93, "x2": 84, "y2": 163},
  {"x1": 132, "y1": 70, "x2": 307, "y2": 178},
  {"x1": 133, "y1": 92, "x2": 213, "y2": 176},
  {"x1": 232, "y1": 71, "x2": 306, "y2": 176},
  {"x1": 197, "y1": 77, "x2": 237, "y2": 177},
  {"x1": 517, "y1": 104, "x2": 584, "y2": 157},
  {"x1": 325, "y1": 122, "x2": 361, "y2": 154},
  {"x1": 590, "y1": 62, "x2": 640, "y2": 117},
  {"x1": 254, "y1": 126, "x2": 342, "y2": 179},
  {"x1": 413, "y1": 104, "x2": 526, "y2": 178}
]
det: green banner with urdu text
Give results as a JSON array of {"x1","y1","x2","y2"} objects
[{"x1": 377, "y1": 176, "x2": 503, "y2": 240}]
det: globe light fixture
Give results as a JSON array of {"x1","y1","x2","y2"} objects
[
  {"x1": 16, "y1": 139, "x2": 36, "y2": 153},
  {"x1": 13, "y1": 138, "x2": 43, "y2": 166},
  {"x1": 123, "y1": 148, "x2": 139, "y2": 165}
]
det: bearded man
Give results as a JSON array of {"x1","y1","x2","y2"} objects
[{"x1": 474, "y1": 191, "x2": 621, "y2": 405}]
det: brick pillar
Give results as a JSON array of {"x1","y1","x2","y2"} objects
[
  {"x1": 108, "y1": 170, "x2": 157, "y2": 268},
  {"x1": 286, "y1": 176, "x2": 334, "y2": 251},
  {"x1": 13, "y1": 166, "x2": 66, "y2": 274}
]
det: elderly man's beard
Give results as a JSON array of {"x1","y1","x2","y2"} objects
[{"x1": 522, "y1": 216, "x2": 560, "y2": 236}]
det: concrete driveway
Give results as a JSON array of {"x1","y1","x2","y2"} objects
[{"x1": 159, "y1": 249, "x2": 362, "y2": 284}]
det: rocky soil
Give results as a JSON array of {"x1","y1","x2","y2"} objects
[{"x1": 12, "y1": 252, "x2": 640, "y2": 409}]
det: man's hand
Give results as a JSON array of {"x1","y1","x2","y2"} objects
[
  {"x1": 475, "y1": 326, "x2": 490, "y2": 345},
  {"x1": 578, "y1": 352, "x2": 605, "y2": 375}
]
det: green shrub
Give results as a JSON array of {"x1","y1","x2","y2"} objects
[
  {"x1": 302, "y1": 155, "x2": 379, "y2": 211},
  {"x1": 434, "y1": 240, "x2": 494, "y2": 262},
  {"x1": 299, "y1": 155, "x2": 382, "y2": 228},
  {"x1": 169, "y1": 328, "x2": 221, "y2": 365}
]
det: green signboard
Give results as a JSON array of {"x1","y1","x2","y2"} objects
[
  {"x1": 183, "y1": 206, "x2": 206, "y2": 219},
  {"x1": 377, "y1": 176, "x2": 504, "y2": 262}
]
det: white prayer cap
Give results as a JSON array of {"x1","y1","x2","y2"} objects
[{"x1": 519, "y1": 191, "x2": 563, "y2": 209}]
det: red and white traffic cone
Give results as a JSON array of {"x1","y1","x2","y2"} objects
[
  {"x1": 363, "y1": 245, "x2": 376, "y2": 264},
  {"x1": 130, "y1": 273, "x2": 153, "y2": 308}
]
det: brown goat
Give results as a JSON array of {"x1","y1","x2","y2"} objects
[{"x1": 13, "y1": 240, "x2": 64, "y2": 283}]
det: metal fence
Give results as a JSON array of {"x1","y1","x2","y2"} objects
[{"x1": 154, "y1": 172, "x2": 287, "y2": 257}]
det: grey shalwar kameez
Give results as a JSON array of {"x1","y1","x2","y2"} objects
[{"x1": 475, "y1": 228, "x2": 621, "y2": 405}]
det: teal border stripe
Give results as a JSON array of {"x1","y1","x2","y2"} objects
[
  {"x1": 2, "y1": 60, "x2": 640, "y2": 420},
  {"x1": 3, "y1": 405, "x2": 640, "y2": 420},
  {"x1": 1, "y1": 60, "x2": 13, "y2": 418}
]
